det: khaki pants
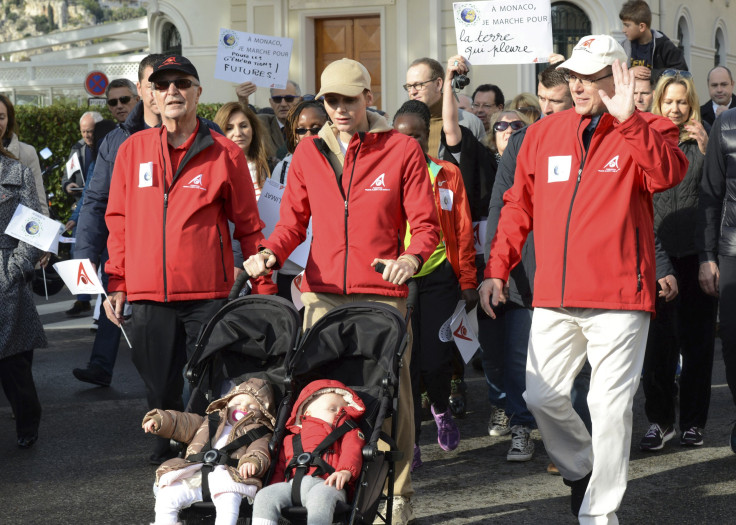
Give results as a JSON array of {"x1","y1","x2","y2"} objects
[{"x1": 302, "y1": 292, "x2": 414, "y2": 500}]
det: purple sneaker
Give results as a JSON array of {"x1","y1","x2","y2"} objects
[
  {"x1": 411, "y1": 444, "x2": 423, "y2": 472},
  {"x1": 431, "y1": 405, "x2": 460, "y2": 451}
]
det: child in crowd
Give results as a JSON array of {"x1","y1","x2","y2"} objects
[
  {"x1": 619, "y1": 0, "x2": 688, "y2": 81},
  {"x1": 142, "y1": 378, "x2": 276, "y2": 525},
  {"x1": 251, "y1": 379, "x2": 365, "y2": 525}
]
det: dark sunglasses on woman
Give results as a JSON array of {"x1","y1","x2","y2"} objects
[
  {"x1": 493, "y1": 120, "x2": 525, "y2": 132},
  {"x1": 294, "y1": 126, "x2": 321, "y2": 136}
]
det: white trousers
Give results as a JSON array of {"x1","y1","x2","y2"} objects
[{"x1": 524, "y1": 307, "x2": 650, "y2": 525}]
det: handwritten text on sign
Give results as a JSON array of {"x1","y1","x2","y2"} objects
[
  {"x1": 453, "y1": 1, "x2": 552, "y2": 65},
  {"x1": 215, "y1": 29, "x2": 293, "y2": 89}
]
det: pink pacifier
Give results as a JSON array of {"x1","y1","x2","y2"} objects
[{"x1": 231, "y1": 409, "x2": 248, "y2": 423}]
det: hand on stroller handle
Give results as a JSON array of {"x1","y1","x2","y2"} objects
[{"x1": 243, "y1": 250, "x2": 277, "y2": 278}]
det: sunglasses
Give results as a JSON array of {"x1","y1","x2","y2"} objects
[
  {"x1": 493, "y1": 120, "x2": 525, "y2": 132},
  {"x1": 271, "y1": 95, "x2": 300, "y2": 104},
  {"x1": 152, "y1": 79, "x2": 199, "y2": 91},
  {"x1": 295, "y1": 126, "x2": 321, "y2": 136},
  {"x1": 107, "y1": 96, "x2": 134, "y2": 107},
  {"x1": 661, "y1": 69, "x2": 693, "y2": 79}
]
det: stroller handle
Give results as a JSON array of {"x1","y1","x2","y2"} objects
[
  {"x1": 228, "y1": 271, "x2": 250, "y2": 300},
  {"x1": 374, "y1": 262, "x2": 416, "y2": 322}
]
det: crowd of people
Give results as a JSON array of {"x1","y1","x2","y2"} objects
[{"x1": 2, "y1": 0, "x2": 736, "y2": 524}]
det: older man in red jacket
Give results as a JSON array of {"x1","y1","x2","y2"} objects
[{"x1": 480, "y1": 36, "x2": 687, "y2": 523}]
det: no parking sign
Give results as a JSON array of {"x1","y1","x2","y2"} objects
[{"x1": 85, "y1": 71, "x2": 109, "y2": 97}]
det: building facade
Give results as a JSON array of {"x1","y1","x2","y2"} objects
[{"x1": 0, "y1": 1, "x2": 733, "y2": 113}]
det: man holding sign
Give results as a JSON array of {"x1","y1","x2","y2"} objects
[{"x1": 480, "y1": 36, "x2": 687, "y2": 522}]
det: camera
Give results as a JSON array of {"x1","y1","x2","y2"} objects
[{"x1": 451, "y1": 73, "x2": 470, "y2": 90}]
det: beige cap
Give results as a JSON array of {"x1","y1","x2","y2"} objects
[
  {"x1": 315, "y1": 58, "x2": 371, "y2": 99},
  {"x1": 557, "y1": 35, "x2": 627, "y2": 75}
]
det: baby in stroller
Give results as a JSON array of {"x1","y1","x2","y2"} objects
[
  {"x1": 252, "y1": 379, "x2": 366, "y2": 525},
  {"x1": 142, "y1": 377, "x2": 276, "y2": 525}
]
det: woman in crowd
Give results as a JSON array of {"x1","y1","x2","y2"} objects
[
  {"x1": 0, "y1": 94, "x2": 48, "y2": 216},
  {"x1": 394, "y1": 99, "x2": 477, "y2": 469},
  {"x1": 214, "y1": 102, "x2": 272, "y2": 199},
  {"x1": 487, "y1": 110, "x2": 527, "y2": 161},
  {"x1": 510, "y1": 92, "x2": 542, "y2": 124},
  {"x1": 639, "y1": 70, "x2": 718, "y2": 451},
  {"x1": 270, "y1": 100, "x2": 329, "y2": 301},
  {"x1": 0, "y1": 143, "x2": 46, "y2": 449}
]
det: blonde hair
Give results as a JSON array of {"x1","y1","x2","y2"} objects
[
  {"x1": 511, "y1": 92, "x2": 541, "y2": 124},
  {"x1": 652, "y1": 73, "x2": 701, "y2": 143},
  {"x1": 214, "y1": 102, "x2": 273, "y2": 189}
]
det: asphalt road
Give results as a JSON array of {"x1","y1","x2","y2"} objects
[{"x1": 1, "y1": 289, "x2": 735, "y2": 524}]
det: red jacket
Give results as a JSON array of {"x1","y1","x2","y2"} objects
[
  {"x1": 430, "y1": 157, "x2": 477, "y2": 290},
  {"x1": 262, "y1": 116, "x2": 440, "y2": 297},
  {"x1": 272, "y1": 380, "x2": 365, "y2": 486},
  {"x1": 487, "y1": 109, "x2": 687, "y2": 313},
  {"x1": 106, "y1": 120, "x2": 274, "y2": 301}
]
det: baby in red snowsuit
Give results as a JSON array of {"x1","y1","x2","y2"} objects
[{"x1": 251, "y1": 379, "x2": 365, "y2": 525}]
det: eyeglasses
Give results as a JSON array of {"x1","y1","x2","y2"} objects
[
  {"x1": 295, "y1": 126, "x2": 322, "y2": 136},
  {"x1": 564, "y1": 72, "x2": 613, "y2": 86},
  {"x1": 152, "y1": 79, "x2": 199, "y2": 91},
  {"x1": 471, "y1": 103, "x2": 497, "y2": 111},
  {"x1": 661, "y1": 69, "x2": 693, "y2": 79},
  {"x1": 493, "y1": 120, "x2": 525, "y2": 132},
  {"x1": 271, "y1": 95, "x2": 300, "y2": 104},
  {"x1": 107, "y1": 96, "x2": 134, "y2": 107},
  {"x1": 516, "y1": 106, "x2": 538, "y2": 115},
  {"x1": 402, "y1": 78, "x2": 437, "y2": 92}
]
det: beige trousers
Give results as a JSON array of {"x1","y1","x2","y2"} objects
[{"x1": 301, "y1": 291, "x2": 414, "y2": 500}]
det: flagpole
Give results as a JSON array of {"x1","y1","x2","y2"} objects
[
  {"x1": 41, "y1": 266, "x2": 48, "y2": 300},
  {"x1": 103, "y1": 294, "x2": 133, "y2": 348}
]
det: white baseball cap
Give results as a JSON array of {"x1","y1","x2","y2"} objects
[{"x1": 556, "y1": 35, "x2": 627, "y2": 75}]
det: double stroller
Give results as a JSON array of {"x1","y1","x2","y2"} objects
[{"x1": 176, "y1": 284, "x2": 410, "y2": 525}]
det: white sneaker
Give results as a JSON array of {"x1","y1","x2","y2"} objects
[
  {"x1": 374, "y1": 496, "x2": 415, "y2": 525},
  {"x1": 507, "y1": 425, "x2": 534, "y2": 461},
  {"x1": 488, "y1": 406, "x2": 511, "y2": 436}
]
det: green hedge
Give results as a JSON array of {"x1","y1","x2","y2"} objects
[{"x1": 14, "y1": 103, "x2": 223, "y2": 219}]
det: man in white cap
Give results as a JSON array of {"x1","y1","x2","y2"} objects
[
  {"x1": 244, "y1": 58, "x2": 439, "y2": 525},
  {"x1": 479, "y1": 35, "x2": 687, "y2": 523}
]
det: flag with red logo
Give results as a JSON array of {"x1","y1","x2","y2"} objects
[
  {"x1": 439, "y1": 300, "x2": 480, "y2": 363},
  {"x1": 52, "y1": 259, "x2": 105, "y2": 295}
]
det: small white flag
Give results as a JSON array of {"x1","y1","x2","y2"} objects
[
  {"x1": 52, "y1": 259, "x2": 105, "y2": 295},
  {"x1": 66, "y1": 152, "x2": 81, "y2": 180},
  {"x1": 4, "y1": 203, "x2": 64, "y2": 254},
  {"x1": 439, "y1": 300, "x2": 480, "y2": 363}
]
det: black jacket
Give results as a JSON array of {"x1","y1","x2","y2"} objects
[
  {"x1": 622, "y1": 30, "x2": 689, "y2": 82},
  {"x1": 697, "y1": 108, "x2": 736, "y2": 261},
  {"x1": 700, "y1": 94, "x2": 736, "y2": 127},
  {"x1": 441, "y1": 125, "x2": 497, "y2": 222},
  {"x1": 654, "y1": 139, "x2": 704, "y2": 258}
]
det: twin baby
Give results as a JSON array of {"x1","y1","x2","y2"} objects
[{"x1": 142, "y1": 378, "x2": 366, "y2": 525}]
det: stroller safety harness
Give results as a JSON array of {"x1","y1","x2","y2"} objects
[
  {"x1": 285, "y1": 420, "x2": 359, "y2": 506},
  {"x1": 187, "y1": 412, "x2": 271, "y2": 501}
]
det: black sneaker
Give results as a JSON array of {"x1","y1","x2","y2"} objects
[
  {"x1": 640, "y1": 423, "x2": 675, "y2": 451},
  {"x1": 563, "y1": 472, "x2": 591, "y2": 517},
  {"x1": 72, "y1": 364, "x2": 112, "y2": 387},
  {"x1": 680, "y1": 427, "x2": 704, "y2": 446},
  {"x1": 65, "y1": 300, "x2": 91, "y2": 317}
]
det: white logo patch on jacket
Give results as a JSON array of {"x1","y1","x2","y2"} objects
[
  {"x1": 366, "y1": 173, "x2": 390, "y2": 192},
  {"x1": 598, "y1": 155, "x2": 620, "y2": 173},
  {"x1": 548, "y1": 156, "x2": 571, "y2": 183},
  {"x1": 183, "y1": 174, "x2": 207, "y2": 191}
]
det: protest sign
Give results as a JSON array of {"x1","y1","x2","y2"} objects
[
  {"x1": 215, "y1": 28, "x2": 293, "y2": 89},
  {"x1": 453, "y1": 1, "x2": 552, "y2": 64},
  {"x1": 257, "y1": 178, "x2": 312, "y2": 267},
  {"x1": 4, "y1": 203, "x2": 64, "y2": 254},
  {"x1": 439, "y1": 300, "x2": 481, "y2": 363}
]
